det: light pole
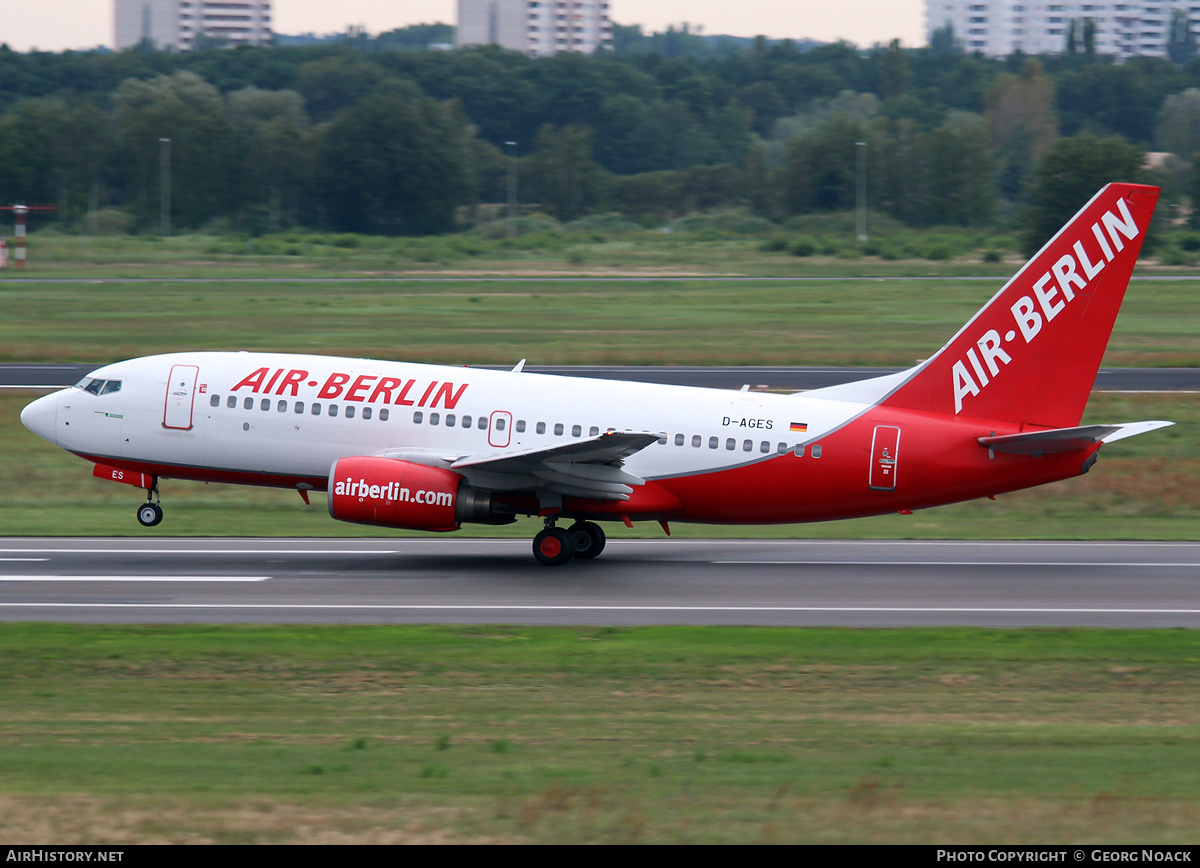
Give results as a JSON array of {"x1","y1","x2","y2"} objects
[
  {"x1": 855, "y1": 141, "x2": 867, "y2": 242},
  {"x1": 506, "y1": 141, "x2": 517, "y2": 239},
  {"x1": 159, "y1": 137, "x2": 171, "y2": 237}
]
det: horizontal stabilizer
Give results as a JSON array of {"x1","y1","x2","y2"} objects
[{"x1": 979, "y1": 420, "x2": 1173, "y2": 455}]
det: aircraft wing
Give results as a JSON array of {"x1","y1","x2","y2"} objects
[
  {"x1": 978, "y1": 421, "x2": 1173, "y2": 455},
  {"x1": 450, "y1": 430, "x2": 660, "y2": 500}
]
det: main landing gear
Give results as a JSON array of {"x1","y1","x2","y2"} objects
[
  {"x1": 532, "y1": 519, "x2": 606, "y2": 566},
  {"x1": 136, "y1": 478, "x2": 163, "y2": 527}
]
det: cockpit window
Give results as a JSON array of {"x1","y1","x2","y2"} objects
[{"x1": 76, "y1": 377, "x2": 122, "y2": 396}]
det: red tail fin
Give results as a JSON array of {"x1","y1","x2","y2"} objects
[{"x1": 882, "y1": 183, "x2": 1159, "y2": 428}]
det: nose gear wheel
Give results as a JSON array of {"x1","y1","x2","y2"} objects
[{"x1": 136, "y1": 502, "x2": 163, "y2": 527}]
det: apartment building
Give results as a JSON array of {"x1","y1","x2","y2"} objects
[
  {"x1": 457, "y1": 0, "x2": 613, "y2": 56},
  {"x1": 927, "y1": 1, "x2": 1198, "y2": 59},
  {"x1": 115, "y1": 0, "x2": 273, "y2": 51}
]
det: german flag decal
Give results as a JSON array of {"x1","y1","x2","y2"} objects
[{"x1": 789, "y1": 422, "x2": 808, "y2": 432}]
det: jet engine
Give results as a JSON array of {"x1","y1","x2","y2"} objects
[{"x1": 327, "y1": 456, "x2": 505, "y2": 531}]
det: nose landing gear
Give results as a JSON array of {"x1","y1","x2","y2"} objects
[
  {"x1": 136, "y1": 502, "x2": 163, "y2": 527},
  {"x1": 136, "y1": 478, "x2": 163, "y2": 527}
]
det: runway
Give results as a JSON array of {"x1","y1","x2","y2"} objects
[
  {"x1": 3, "y1": 363, "x2": 1198, "y2": 392},
  {"x1": 2, "y1": 538, "x2": 1198, "y2": 628}
]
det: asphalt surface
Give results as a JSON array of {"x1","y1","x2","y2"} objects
[
  {"x1": 3, "y1": 363, "x2": 1198, "y2": 392},
  {"x1": 1, "y1": 538, "x2": 1198, "y2": 627}
]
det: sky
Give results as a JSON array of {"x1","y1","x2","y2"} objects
[{"x1": 0, "y1": 1, "x2": 926, "y2": 53}]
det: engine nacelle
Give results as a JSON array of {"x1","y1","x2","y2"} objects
[{"x1": 328, "y1": 457, "x2": 499, "y2": 532}]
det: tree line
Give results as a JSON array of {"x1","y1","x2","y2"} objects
[{"x1": 2, "y1": 29, "x2": 1200, "y2": 236}]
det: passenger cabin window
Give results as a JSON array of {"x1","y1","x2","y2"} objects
[
  {"x1": 495, "y1": 417, "x2": 506, "y2": 431},
  {"x1": 210, "y1": 395, "x2": 220, "y2": 407},
  {"x1": 227, "y1": 396, "x2": 237, "y2": 409},
  {"x1": 329, "y1": 404, "x2": 339, "y2": 417},
  {"x1": 572, "y1": 425, "x2": 581, "y2": 437},
  {"x1": 517, "y1": 420, "x2": 527, "y2": 433},
  {"x1": 462, "y1": 415, "x2": 472, "y2": 428},
  {"x1": 243, "y1": 397, "x2": 253, "y2": 410},
  {"x1": 446, "y1": 414, "x2": 455, "y2": 427},
  {"x1": 726, "y1": 438, "x2": 735, "y2": 450},
  {"x1": 554, "y1": 423, "x2": 564, "y2": 436},
  {"x1": 260, "y1": 399, "x2": 270, "y2": 411},
  {"x1": 413, "y1": 411, "x2": 423, "y2": 424},
  {"x1": 590, "y1": 426, "x2": 599, "y2": 437},
  {"x1": 430, "y1": 413, "x2": 439, "y2": 425},
  {"x1": 477, "y1": 417, "x2": 487, "y2": 430},
  {"x1": 277, "y1": 400, "x2": 287, "y2": 412},
  {"x1": 693, "y1": 435, "x2": 702, "y2": 448},
  {"x1": 363, "y1": 407, "x2": 372, "y2": 420},
  {"x1": 311, "y1": 403, "x2": 321, "y2": 416},
  {"x1": 294, "y1": 402, "x2": 304, "y2": 414},
  {"x1": 537, "y1": 422, "x2": 546, "y2": 434},
  {"x1": 345, "y1": 406, "x2": 356, "y2": 419},
  {"x1": 812, "y1": 445, "x2": 822, "y2": 458},
  {"x1": 379, "y1": 409, "x2": 389, "y2": 421},
  {"x1": 709, "y1": 436, "x2": 719, "y2": 449},
  {"x1": 674, "y1": 434, "x2": 684, "y2": 446}
]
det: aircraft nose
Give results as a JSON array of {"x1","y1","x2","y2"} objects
[{"x1": 20, "y1": 391, "x2": 59, "y2": 446}]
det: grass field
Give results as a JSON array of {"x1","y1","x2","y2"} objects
[
  {"x1": 4, "y1": 228, "x2": 1200, "y2": 367},
  {"x1": 1, "y1": 624, "x2": 1198, "y2": 844},
  {"x1": 3, "y1": 224, "x2": 1033, "y2": 281},
  {"x1": 2, "y1": 273, "x2": 1197, "y2": 367}
]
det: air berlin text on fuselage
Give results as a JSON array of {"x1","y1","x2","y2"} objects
[
  {"x1": 333, "y1": 477, "x2": 455, "y2": 507},
  {"x1": 229, "y1": 368, "x2": 469, "y2": 409},
  {"x1": 951, "y1": 195, "x2": 1140, "y2": 414}
]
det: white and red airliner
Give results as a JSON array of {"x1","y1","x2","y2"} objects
[{"x1": 21, "y1": 183, "x2": 1172, "y2": 564}]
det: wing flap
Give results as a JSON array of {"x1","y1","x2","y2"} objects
[
  {"x1": 450, "y1": 430, "x2": 659, "y2": 501},
  {"x1": 451, "y1": 430, "x2": 659, "y2": 474}
]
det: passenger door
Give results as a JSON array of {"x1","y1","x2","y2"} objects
[{"x1": 163, "y1": 364, "x2": 199, "y2": 430}]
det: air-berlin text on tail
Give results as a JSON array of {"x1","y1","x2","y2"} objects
[
  {"x1": 952, "y1": 195, "x2": 1140, "y2": 414},
  {"x1": 229, "y1": 368, "x2": 469, "y2": 409}
]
